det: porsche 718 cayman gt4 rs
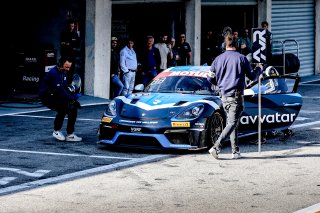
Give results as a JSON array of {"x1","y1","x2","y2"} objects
[{"x1": 98, "y1": 66, "x2": 302, "y2": 150}]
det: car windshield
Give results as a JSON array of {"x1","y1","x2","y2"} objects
[{"x1": 144, "y1": 69, "x2": 219, "y2": 95}]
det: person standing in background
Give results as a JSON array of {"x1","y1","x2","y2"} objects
[
  {"x1": 240, "y1": 28, "x2": 252, "y2": 56},
  {"x1": 167, "y1": 37, "x2": 178, "y2": 68},
  {"x1": 60, "y1": 19, "x2": 80, "y2": 82},
  {"x1": 176, "y1": 33, "x2": 192, "y2": 66},
  {"x1": 201, "y1": 30, "x2": 215, "y2": 65},
  {"x1": 138, "y1": 35, "x2": 161, "y2": 86},
  {"x1": 120, "y1": 37, "x2": 138, "y2": 96},
  {"x1": 261, "y1": 21, "x2": 273, "y2": 65},
  {"x1": 110, "y1": 37, "x2": 123, "y2": 99},
  {"x1": 232, "y1": 29, "x2": 243, "y2": 54},
  {"x1": 154, "y1": 33, "x2": 173, "y2": 72}
]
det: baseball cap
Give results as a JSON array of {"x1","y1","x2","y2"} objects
[{"x1": 111, "y1": 37, "x2": 118, "y2": 41}]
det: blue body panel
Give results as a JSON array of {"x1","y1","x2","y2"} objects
[{"x1": 98, "y1": 66, "x2": 303, "y2": 150}]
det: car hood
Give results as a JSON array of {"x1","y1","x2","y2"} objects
[{"x1": 117, "y1": 93, "x2": 215, "y2": 119}]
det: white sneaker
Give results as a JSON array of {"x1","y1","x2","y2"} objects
[
  {"x1": 232, "y1": 152, "x2": 241, "y2": 159},
  {"x1": 53, "y1": 131, "x2": 65, "y2": 141},
  {"x1": 208, "y1": 147, "x2": 219, "y2": 159},
  {"x1": 66, "y1": 133, "x2": 82, "y2": 142}
]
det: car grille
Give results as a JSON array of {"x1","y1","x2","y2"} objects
[
  {"x1": 114, "y1": 135, "x2": 163, "y2": 148},
  {"x1": 165, "y1": 131, "x2": 191, "y2": 145},
  {"x1": 99, "y1": 125, "x2": 116, "y2": 140}
]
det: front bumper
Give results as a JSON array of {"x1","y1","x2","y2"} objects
[{"x1": 98, "y1": 124, "x2": 207, "y2": 150}]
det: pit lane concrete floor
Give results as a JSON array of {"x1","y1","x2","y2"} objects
[{"x1": 0, "y1": 74, "x2": 320, "y2": 213}]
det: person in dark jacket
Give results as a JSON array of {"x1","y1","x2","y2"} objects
[
  {"x1": 39, "y1": 56, "x2": 82, "y2": 142},
  {"x1": 261, "y1": 21, "x2": 273, "y2": 65},
  {"x1": 176, "y1": 33, "x2": 192, "y2": 65},
  {"x1": 208, "y1": 33, "x2": 263, "y2": 159},
  {"x1": 60, "y1": 19, "x2": 80, "y2": 82},
  {"x1": 110, "y1": 37, "x2": 123, "y2": 99},
  {"x1": 138, "y1": 35, "x2": 161, "y2": 86}
]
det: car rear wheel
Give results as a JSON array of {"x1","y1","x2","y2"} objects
[{"x1": 207, "y1": 111, "x2": 224, "y2": 148}]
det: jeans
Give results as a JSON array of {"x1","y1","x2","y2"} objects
[
  {"x1": 121, "y1": 71, "x2": 136, "y2": 96},
  {"x1": 213, "y1": 95, "x2": 244, "y2": 153},
  {"x1": 111, "y1": 74, "x2": 124, "y2": 99},
  {"x1": 142, "y1": 69, "x2": 158, "y2": 86}
]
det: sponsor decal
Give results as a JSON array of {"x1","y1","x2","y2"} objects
[
  {"x1": 252, "y1": 28, "x2": 267, "y2": 64},
  {"x1": 171, "y1": 122, "x2": 190, "y2": 127},
  {"x1": 195, "y1": 122, "x2": 205, "y2": 128},
  {"x1": 120, "y1": 120, "x2": 158, "y2": 124},
  {"x1": 45, "y1": 65, "x2": 55, "y2": 72},
  {"x1": 153, "y1": 100, "x2": 161, "y2": 104},
  {"x1": 46, "y1": 52, "x2": 55, "y2": 58},
  {"x1": 131, "y1": 127, "x2": 142, "y2": 133},
  {"x1": 240, "y1": 113, "x2": 296, "y2": 125},
  {"x1": 168, "y1": 71, "x2": 209, "y2": 78},
  {"x1": 22, "y1": 75, "x2": 39, "y2": 82},
  {"x1": 101, "y1": 117, "x2": 113, "y2": 123},
  {"x1": 155, "y1": 70, "x2": 209, "y2": 79},
  {"x1": 25, "y1": 57, "x2": 38, "y2": 63}
]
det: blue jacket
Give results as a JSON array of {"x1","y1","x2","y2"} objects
[
  {"x1": 39, "y1": 66, "x2": 75, "y2": 102},
  {"x1": 210, "y1": 50, "x2": 261, "y2": 96}
]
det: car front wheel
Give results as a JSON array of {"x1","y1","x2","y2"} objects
[{"x1": 207, "y1": 111, "x2": 224, "y2": 148}]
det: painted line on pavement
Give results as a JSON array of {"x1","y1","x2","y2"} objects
[
  {"x1": 7, "y1": 114, "x2": 101, "y2": 122},
  {"x1": 0, "y1": 154, "x2": 168, "y2": 196},
  {"x1": 291, "y1": 120, "x2": 320, "y2": 129},
  {"x1": 0, "y1": 102, "x2": 108, "y2": 117},
  {"x1": 293, "y1": 202, "x2": 320, "y2": 213},
  {"x1": 0, "y1": 148, "x2": 135, "y2": 160}
]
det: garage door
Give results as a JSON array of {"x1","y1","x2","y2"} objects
[{"x1": 272, "y1": 0, "x2": 315, "y2": 76}]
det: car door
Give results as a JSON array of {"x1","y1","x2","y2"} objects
[{"x1": 239, "y1": 75, "x2": 302, "y2": 134}]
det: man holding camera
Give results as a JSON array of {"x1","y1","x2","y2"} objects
[{"x1": 39, "y1": 56, "x2": 82, "y2": 142}]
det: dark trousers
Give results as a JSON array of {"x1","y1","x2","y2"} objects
[
  {"x1": 40, "y1": 95, "x2": 78, "y2": 134},
  {"x1": 54, "y1": 104, "x2": 78, "y2": 135}
]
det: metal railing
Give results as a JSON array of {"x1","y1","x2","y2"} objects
[{"x1": 272, "y1": 39, "x2": 299, "y2": 76}]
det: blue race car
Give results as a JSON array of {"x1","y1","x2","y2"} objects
[{"x1": 97, "y1": 66, "x2": 302, "y2": 150}]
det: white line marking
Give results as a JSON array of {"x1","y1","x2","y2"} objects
[
  {"x1": 0, "y1": 102, "x2": 107, "y2": 117},
  {"x1": 291, "y1": 120, "x2": 320, "y2": 129},
  {"x1": 295, "y1": 117, "x2": 309, "y2": 121},
  {"x1": 0, "y1": 168, "x2": 50, "y2": 177},
  {"x1": 8, "y1": 114, "x2": 101, "y2": 121},
  {"x1": 0, "y1": 149, "x2": 135, "y2": 160},
  {"x1": 293, "y1": 202, "x2": 320, "y2": 213},
  {"x1": 0, "y1": 177, "x2": 17, "y2": 185},
  {"x1": 299, "y1": 110, "x2": 320, "y2": 113},
  {"x1": 0, "y1": 154, "x2": 168, "y2": 195},
  {"x1": 301, "y1": 96, "x2": 320, "y2": 99}
]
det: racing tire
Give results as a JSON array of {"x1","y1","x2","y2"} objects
[{"x1": 207, "y1": 111, "x2": 224, "y2": 148}]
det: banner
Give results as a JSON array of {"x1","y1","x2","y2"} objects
[{"x1": 252, "y1": 28, "x2": 267, "y2": 64}]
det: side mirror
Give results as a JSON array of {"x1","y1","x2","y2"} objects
[
  {"x1": 134, "y1": 84, "x2": 144, "y2": 92},
  {"x1": 244, "y1": 89, "x2": 255, "y2": 97}
]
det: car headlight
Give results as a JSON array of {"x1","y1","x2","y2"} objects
[
  {"x1": 175, "y1": 105, "x2": 204, "y2": 120},
  {"x1": 105, "y1": 100, "x2": 117, "y2": 116}
]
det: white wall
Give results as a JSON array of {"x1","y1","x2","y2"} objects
[{"x1": 85, "y1": 0, "x2": 112, "y2": 99}]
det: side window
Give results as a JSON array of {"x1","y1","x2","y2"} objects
[{"x1": 247, "y1": 77, "x2": 291, "y2": 94}]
